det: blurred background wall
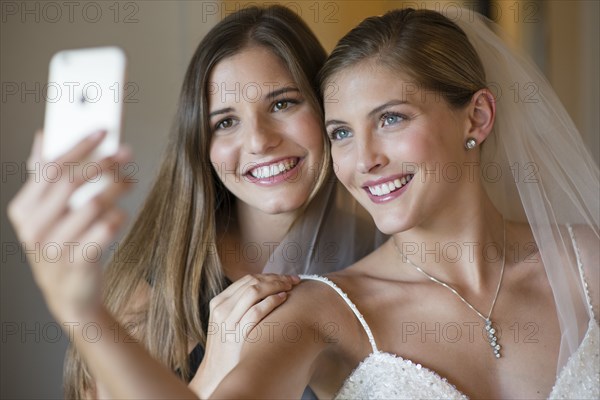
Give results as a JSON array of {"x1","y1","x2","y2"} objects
[{"x1": 1, "y1": 1, "x2": 598, "y2": 398}]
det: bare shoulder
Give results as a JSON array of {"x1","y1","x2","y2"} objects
[
  {"x1": 253, "y1": 274, "x2": 373, "y2": 356},
  {"x1": 211, "y1": 279, "x2": 355, "y2": 399},
  {"x1": 259, "y1": 277, "x2": 359, "y2": 341}
]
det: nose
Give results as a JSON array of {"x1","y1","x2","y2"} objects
[
  {"x1": 244, "y1": 115, "x2": 282, "y2": 155},
  {"x1": 356, "y1": 134, "x2": 388, "y2": 174}
]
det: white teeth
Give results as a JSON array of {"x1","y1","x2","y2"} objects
[
  {"x1": 249, "y1": 159, "x2": 298, "y2": 180},
  {"x1": 367, "y1": 174, "x2": 414, "y2": 197}
]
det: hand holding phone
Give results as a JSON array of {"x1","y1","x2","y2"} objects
[{"x1": 43, "y1": 46, "x2": 127, "y2": 208}]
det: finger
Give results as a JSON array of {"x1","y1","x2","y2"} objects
[
  {"x1": 208, "y1": 274, "x2": 284, "y2": 321},
  {"x1": 210, "y1": 274, "x2": 295, "y2": 311},
  {"x1": 226, "y1": 278, "x2": 295, "y2": 323},
  {"x1": 49, "y1": 164, "x2": 133, "y2": 242},
  {"x1": 9, "y1": 131, "x2": 49, "y2": 226},
  {"x1": 26, "y1": 147, "x2": 133, "y2": 242},
  {"x1": 27, "y1": 130, "x2": 44, "y2": 168},
  {"x1": 32, "y1": 130, "x2": 108, "y2": 200},
  {"x1": 54, "y1": 130, "x2": 107, "y2": 165},
  {"x1": 11, "y1": 131, "x2": 113, "y2": 226},
  {"x1": 209, "y1": 274, "x2": 261, "y2": 310},
  {"x1": 239, "y1": 292, "x2": 288, "y2": 337},
  {"x1": 73, "y1": 207, "x2": 126, "y2": 265},
  {"x1": 226, "y1": 274, "x2": 299, "y2": 300}
]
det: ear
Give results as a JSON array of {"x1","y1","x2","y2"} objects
[{"x1": 465, "y1": 89, "x2": 496, "y2": 145}]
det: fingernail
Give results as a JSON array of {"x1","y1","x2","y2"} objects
[
  {"x1": 290, "y1": 275, "x2": 301, "y2": 283},
  {"x1": 90, "y1": 130, "x2": 107, "y2": 140},
  {"x1": 116, "y1": 145, "x2": 132, "y2": 160},
  {"x1": 278, "y1": 291, "x2": 287, "y2": 298}
]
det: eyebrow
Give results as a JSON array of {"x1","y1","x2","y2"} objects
[
  {"x1": 268, "y1": 86, "x2": 300, "y2": 100},
  {"x1": 367, "y1": 100, "x2": 408, "y2": 118},
  {"x1": 209, "y1": 87, "x2": 300, "y2": 118},
  {"x1": 209, "y1": 107, "x2": 234, "y2": 118},
  {"x1": 325, "y1": 100, "x2": 409, "y2": 128}
]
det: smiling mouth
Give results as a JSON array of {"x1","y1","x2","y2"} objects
[
  {"x1": 366, "y1": 174, "x2": 414, "y2": 197},
  {"x1": 247, "y1": 157, "x2": 299, "y2": 179}
]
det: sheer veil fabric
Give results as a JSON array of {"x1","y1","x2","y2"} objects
[
  {"x1": 449, "y1": 9, "x2": 599, "y2": 373},
  {"x1": 263, "y1": 177, "x2": 387, "y2": 276}
]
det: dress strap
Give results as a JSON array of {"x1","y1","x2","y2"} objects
[
  {"x1": 300, "y1": 274, "x2": 379, "y2": 353},
  {"x1": 567, "y1": 225, "x2": 595, "y2": 320}
]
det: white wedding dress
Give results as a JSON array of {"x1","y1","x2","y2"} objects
[{"x1": 301, "y1": 228, "x2": 599, "y2": 399}]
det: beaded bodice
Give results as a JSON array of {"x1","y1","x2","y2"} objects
[{"x1": 300, "y1": 227, "x2": 599, "y2": 399}]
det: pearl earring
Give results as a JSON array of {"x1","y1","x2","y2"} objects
[{"x1": 465, "y1": 138, "x2": 477, "y2": 150}]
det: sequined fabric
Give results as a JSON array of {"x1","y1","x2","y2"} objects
[
  {"x1": 333, "y1": 325, "x2": 599, "y2": 400},
  {"x1": 548, "y1": 320, "x2": 599, "y2": 399},
  {"x1": 334, "y1": 351, "x2": 468, "y2": 399},
  {"x1": 301, "y1": 269, "x2": 599, "y2": 400}
]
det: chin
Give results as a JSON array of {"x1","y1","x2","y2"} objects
[
  {"x1": 372, "y1": 214, "x2": 412, "y2": 236},
  {"x1": 258, "y1": 197, "x2": 305, "y2": 216}
]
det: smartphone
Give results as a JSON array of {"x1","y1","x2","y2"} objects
[{"x1": 42, "y1": 46, "x2": 127, "y2": 208}]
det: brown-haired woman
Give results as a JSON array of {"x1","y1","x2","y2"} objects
[{"x1": 7, "y1": 5, "x2": 382, "y2": 398}]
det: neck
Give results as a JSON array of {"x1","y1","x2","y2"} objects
[
  {"x1": 392, "y1": 183, "x2": 506, "y2": 293},
  {"x1": 236, "y1": 200, "x2": 298, "y2": 247},
  {"x1": 218, "y1": 201, "x2": 299, "y2": 281}
]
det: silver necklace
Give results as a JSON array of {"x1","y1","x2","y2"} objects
[{"x1": 392, "y1": 220, "x2": 506, "y2": 359}]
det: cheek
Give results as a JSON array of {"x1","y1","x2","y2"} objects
[
  {"x1": 294, "y1": 109, "x2": 325, "y2": 156},
  {"x1": 331, "y1": 147, "x2": 354, "y2": 185},
  {"x1": 395, "y1": 128, "x2": 437, "y2": 164},
  {"x1": 209, "y1": 139, "x2": 235, "y2": 177}
]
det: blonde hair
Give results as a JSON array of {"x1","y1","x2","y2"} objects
[{"x1": 319, "y1": 8, "x2": 486, "y2": 108}]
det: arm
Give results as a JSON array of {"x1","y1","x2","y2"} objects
[
  {"x1": 67, "y1": 282, "x2": 152, "y2": 399},
  {"x1": 9, "y1": 132, "x2": 307, "y2": 399},
  {"x1": 69, "y1": 279, "x2": 312, "y2": 399},
  {"x1": 67, "y1": 280, "x2": 318, "y2": 399},
  {"x1": 209, "y1": 283, "x2": 332, "y2": 399},
  {"x1": 69, "y1": 307, "x2": 198, "y2": 399},
  {"x1": 8, "y1": 132, "x2": 196, "y2": 399},
  {"x1": 189, "y1": 274, "x2": 300, "y2": 398}
]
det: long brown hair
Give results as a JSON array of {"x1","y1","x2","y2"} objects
[
  {"x1": 319, "y1": 8, "x2": 486, "y2": 109},
  {"x1": 64, "y1": 5, "x2": 328, "y2": 397}
]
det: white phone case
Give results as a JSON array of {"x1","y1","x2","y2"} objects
[{"x1": 43, "y1": 46, "x2": 127, "y2": 208}]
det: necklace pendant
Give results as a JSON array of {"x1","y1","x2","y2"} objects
[{"x1": 485, "y1": 319, "x2": 501, "y2": 359}]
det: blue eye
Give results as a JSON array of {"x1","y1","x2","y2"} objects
[
  {"x1": 330, "y1": 128, "x2": 352, "y2": 141},
  {"x1": 381, "y1": 113, "x2": 404, "y2": 127}
]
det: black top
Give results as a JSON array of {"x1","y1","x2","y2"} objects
[
  {"x1": 187, "y1": 343, "x2": 206, "y2": 379},
  {"x1": 186, "y1": 277, "x2": 232, "y2": 379}
]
